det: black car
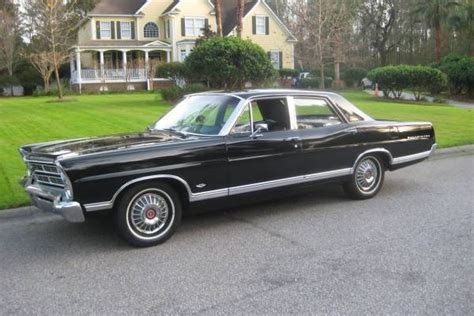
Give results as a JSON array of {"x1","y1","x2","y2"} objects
[{"x1": 19, "y1": 90, "x2": 436, "y2": 247}]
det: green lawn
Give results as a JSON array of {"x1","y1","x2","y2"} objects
[{"x1": 0, "y1": 91, "x2": 472, "y2": 210}]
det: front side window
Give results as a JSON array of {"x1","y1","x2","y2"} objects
[
  {"x1": 120, "y1": 22, "x2": 132, "y2": 39},
  {"x1": 256, "y1": 16, "x2": 266, "y2": 35},
  {"x1": 153, "y1": 95, "x2": 241, "y2": 136},
  {"x1": 294, "y1": 98, "x2": 342, "y2": 129},
  {"x1": 185, "y1": 17, "x2": 205, "y2": 36},
  {"x1": 144, "y1": 22, "x2": 159, "y2": 38},
  {"x1": 100, "y1": 22, "x2": 112, "y2": 39},
  {"x1": 231, "y1": 98, "x2": 290, "y2": 135}
]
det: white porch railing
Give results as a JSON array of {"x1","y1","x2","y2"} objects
[{"x1": 71, "y1": 68, "x2": 148, "y2": 83}]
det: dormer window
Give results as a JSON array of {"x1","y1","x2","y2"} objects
[
  {"x1": 144, "y1": 22, "x2": 159, "y2": 38},
  {"x1": 100, "y1": 22, "x2": 112, "y2": 39},
  {"x1": 120, "y1": 22, "x2": 132, "y2": 39}
]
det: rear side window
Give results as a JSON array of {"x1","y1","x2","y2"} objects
[{"x1": 294, "y1": 98, "x2": 342, "y2": 130}]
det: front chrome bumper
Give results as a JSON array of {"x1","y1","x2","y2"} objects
[{"x1": 24, "y1": 183, "x2": 85, "y2": 223}]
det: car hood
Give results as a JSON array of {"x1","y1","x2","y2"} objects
[{"x1": 21, "y1": 131, "x2": 191, "y2": 160}]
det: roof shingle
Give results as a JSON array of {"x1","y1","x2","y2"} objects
[{"x1": 90, "y1": 0, "x2": 147, "y2": 15}]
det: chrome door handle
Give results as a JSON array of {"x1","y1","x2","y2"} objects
[{"x1": 345, "y1": 128, "x2": 358, "y2": 135}]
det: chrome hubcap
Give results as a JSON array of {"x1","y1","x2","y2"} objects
[
  {"x1": 130, "y1": 192, "x2": 169, "y2": 235},
  {"x1": 356, "y1": 159, "x2": 379, "y2": 192}
]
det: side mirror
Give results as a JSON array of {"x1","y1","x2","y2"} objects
[{"x1": 250, "y1": 123, "x2": 269, "y2": 138}]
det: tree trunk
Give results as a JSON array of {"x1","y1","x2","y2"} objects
[
  {"x1": 320, "y1": 64, "x2": 325, "y2": 90},
  {"x1": 215, "y1": 0, "x2": 223, "y2": 36},
  {"x1": 237, "y1": 0, "x2": 244, "y2": 37},
  {"x1": 434, "y1": 22, "x2": 442, "y2": 63},
  {"x1": 54, "y1": 66, "x2": 63, "y2": 99},
  {"x1": 380, "y1": 50, "x2": 388, "y2": 66},
  {"x1": 44, "y1": 77, "x2": 50, "y2": 93}
]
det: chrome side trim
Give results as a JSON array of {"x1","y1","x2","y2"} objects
[
  {"x1": 83, "y1": 168, "x2": 353, "y2": 211},
  {"x1": 190, "y1": 188, "x2": 229, "y2": 202},
  {"x1": 392, "y1": 144, "x2": 437, "y2": 165},
  {"x1": 229, "y1": 168, "x2": 352, "y2": 196},
  {"x1": 84, "y1": 202, "x2": 113, "y2": 212}
]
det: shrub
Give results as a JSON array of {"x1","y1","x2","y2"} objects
[
  {"x1": 368, "y1": 65, "x2": 446, "y2": 100},
  {"x1": 437, "y1": 54, "x2": 474, "y2": 96},
  {"x1": 185, "y1": 36, "x2": 276, "y2": 89},
  {"x1": 343, "y1": 67, "x2": 368, "y2": 88},
  {"x1": 156, "y1": 62, "x2": 188, "y2": 82},
  {"x1": 299, "y1": 77, "x2": 333, "y2": 89},
  {"x1": 279, "y1": 68, "x2": 299, "y2": 79},
  {"x1": 409, "y1": 66, "x2": 447, "y2": 100},
  {"x1": 160, "y1": 83, "x2": 208, "y2": 102}
]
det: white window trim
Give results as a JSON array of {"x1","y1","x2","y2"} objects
[
  {"x1": 120, "y1": 22, "x2": 132, "y2": 39},
  {"x1": 100, "y1": 21, "x2": 112, "y2": 39},
  {"x1": 255, "y1": 15, "x2": 267, "y2": 35},
  {"x1": 184, "y1": 17, "x2": 206, "y2": 37}
]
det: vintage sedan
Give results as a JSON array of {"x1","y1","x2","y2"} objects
[{"x1": 19, "y1": 90, "x2": 436, "y2": 247}]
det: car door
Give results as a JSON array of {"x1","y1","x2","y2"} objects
[
  {"x1": 226, "y1": 97, "x2": 304, "y2": 194},
  {"x1": 291, "y1": 96, "x2": 357, "y2": 176}
]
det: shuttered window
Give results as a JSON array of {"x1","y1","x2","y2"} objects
[
  {"x1": 120, "y1": 22, "x2": 132, "y2": 39},
  {"x1": 100, "y1": 22, "x2": 112, "y2": 39}
]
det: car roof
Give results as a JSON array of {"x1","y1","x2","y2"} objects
[{"x1": 190, "y1": 89, "x2": 341, "y2": 100}]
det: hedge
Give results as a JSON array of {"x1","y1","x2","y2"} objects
[
  {"x1": 437, "y1": 54, "x2": 474, "y2": 96},
  {"x1": 299, "y1": 77, "x2": 333, "y2": 89},
  {"x1": 343, "y1": 67, "x2": 368, "y2": 88},
  {"x1": 368, "y1": 65, "x2": 447, "y2": 100}
]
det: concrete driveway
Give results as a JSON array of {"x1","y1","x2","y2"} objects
[{"x1": 0, "y1": 148, "x2": 472, "y2": 314}]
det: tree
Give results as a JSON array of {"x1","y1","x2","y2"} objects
[
  {"x1": 72, "y1": 0, "x2": 98, "y2": 19},
  {"x1": 185, "y1": 37, "x2": 276, "y2": 89},
  {"x1": 359, "y1": 0, "x2": 403, "y2": 66},
  {"x1": 215, "y1": 0, "x2": 223, "y2": 36},
  {"x1": 414, "y1": 0, "x2": 460, "y2": 63},
  {"x1": 0, "y1": 5, "x2": 21, "y2": 96},
  {"x1": 236, "y1": 0, "x2": 244, "y2": 37},
  {"x1": 28, "y1": 52, "x2": 56, "y2": 93},
  {"x1": 448, "y1": 0, "x2": 473, "y2": 56},
  {"x1": 286, "y1": 0, "x2": 359, "y2": 88},
  {"x1": 24, "y1": 0, "x2": 79, "y2": 99}
]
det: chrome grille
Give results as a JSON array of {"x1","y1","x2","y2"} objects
[{"x1": 26, "y1": 160, "x2": 65, "y2": 188}]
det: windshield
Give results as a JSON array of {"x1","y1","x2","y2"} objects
[{"x1": 153, "y1": 95, "x2": 241, "y2": 136}]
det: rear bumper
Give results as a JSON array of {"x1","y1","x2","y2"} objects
[{"x1": 25, "y1": 184, "x2": 85, "y2": 223}]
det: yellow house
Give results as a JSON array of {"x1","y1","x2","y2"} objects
[{"x1": 71, "y1": 0, "x2": 297, "y2": 92}]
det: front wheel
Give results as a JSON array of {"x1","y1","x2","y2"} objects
[
  {"x1": 343, "y1": 155, "x2": 385, "y2": 200},
  {"x1": 114, "y1": 182, "x2": 182, "y2": 247}
]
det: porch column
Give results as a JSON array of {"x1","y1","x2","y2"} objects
[
  {"x1": 69, "y1": 56, "x2": 75, "y2": 79},
  {"x1": 122, "y1": 50, "x2": 127, "y2": 79},
  {"x1": 75, "y1": 50, "x2": 82, "y2": 94},
  {"x1": 99, "y1": 50, "x2": 105, "y2": 79},
  {"x1": 145, "y1": 51, "x2": 150, "y2": 91},
  {"x1": 166, "y1": 51, "x2": 171, "y2": 63}
]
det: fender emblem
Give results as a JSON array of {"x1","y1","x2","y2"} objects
[{"x1": 196, "y1": 183, "x2": 207, "y2": 189}]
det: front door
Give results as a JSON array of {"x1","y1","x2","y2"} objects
[{"x1": 226, "y1": 98, "x2": 304, "y2": 194}]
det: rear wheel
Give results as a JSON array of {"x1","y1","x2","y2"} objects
[
  {"x1": 343, "y1": 155, "x2": 385, "y2": 200},
  {"x1": 114, "y1": 182, "x2": 182, "y2": 247}
]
